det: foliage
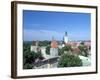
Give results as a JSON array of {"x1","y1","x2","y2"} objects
[
  {"x1": 36, "y1": 51, "x2": 44, "y2": 60},
  {"x1": 23, "y1": 41, "x2": 44, "y2": 69},
  {"x1": 24, "y1": 51, "x2": 37, "y2": 64},
  {"x1": 58, "y1": 45, "x2": 72, "y2": 55},
  {"x1": 23, "y1": 63, "x2": 33, "y2": 69},
  {"x1": 58, "y1": 48, "x2": 63, "y2": 56},
  {"x1": 58, "y1": 53, "x2": 82, "y2": 67},
  {"x1": 46, "y1": 45, "x2": 50, "y2": 55},
  {"x1": 63, "y1": 45, "x2": 71, "y2": 51},
  {"x1": 39, "y1": 40, "x2": 51, "y2": 46},
  {"x1": 78, "y1": 45, "x2": 89, "y2": 57}
]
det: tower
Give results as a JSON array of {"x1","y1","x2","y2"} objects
[
  {"x1": 64, "y1": 31, "x2": 68, "y2": 44},
  {"x1": 51, "y1": 36, "x2": 58, "y2": 48},
  {"x1": 50, "y1": 37, "x2": 58, "y2": 58},
  {"x1": 30, "y1": 40, "x2": 40, "y2": 53}
]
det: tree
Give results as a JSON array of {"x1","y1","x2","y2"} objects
[
  {"x1": 23, "y1": 41, "x2": 44, "y2": 69},
  {"x1": 78, "y1": 45, "x2": 89, "y2": 57},
  {"x1": 63, "y1": 45, "x2": 72, "y2": 51},
  {"x1": 58, "y1": 53, "x2": 82, "y2": 67},
  {"x1": 39, "y1": 41, "x2": 51, "y2": 46},
  {"x1": 37, "y1": 51, "x2": 44, "y2": 60},
  {"x1": 46, "y1": 45, "x2": 50, "y2": 55},
  {"x1": 23, "y1": 51, "x2": 44, "y2": 69},
  {"x1": 23, "y1": 63, "x2": 33, "y2": 69},
  {"x1": 58, "y1": 45, "x2": 72, "y2": 56},
  {"x1": 58, "y1": 48, "x2": 63, "y2": 56}
]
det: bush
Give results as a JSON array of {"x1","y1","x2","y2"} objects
[{"x1": 58, "y1": 53, "x2": 82, "y2": 67}]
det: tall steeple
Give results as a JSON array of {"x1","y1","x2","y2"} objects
[
  {"x1": 64, "y1": 31, "x2": 68, "y2": 44},
  {"x1": 65, "y1": 31, "x2": 67, "y2": 36}
]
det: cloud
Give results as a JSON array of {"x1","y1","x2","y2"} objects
[
  {"x1": 23, "y1": 29, "x2": 64, "y2": 41},
  {"x1": 23, "y1": 29, "x2": 90, "y2": 41},
  {"x1": 69, "y1": 31, "x2": 91, "y2": 40}
]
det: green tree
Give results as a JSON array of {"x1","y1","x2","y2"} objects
[
  {"x1": 23, "y1": 63, "x2": 33, "y2": 69},
  {"x1": 46, "y1": 45, "x2": 50, "y2": 55},
  {"x1": 23, "y1": 51, "x2": 44, "y2": 69},
  {"x1": 78, "y1": 45, "x2": 89, "y2": 57},
  {"x1": 58, "y1": 45, "x2": 72, "y2": 56},
  {"x1": 23, "y1": 41, "x2": 44, "y2": 69},
  {"x1": 58, "y1": 53, "x2": 82, "y2": 67},
  {"x1": 39, "y1": 41, "x2": 50, "y2": 46},
  {"x1": 37, "y1": 51, "x2": 44, "y2": 60},
  {"x1": 58, "y1": 48, "x2": 63, "y2": 56},
  {"x1": 63, "y1": 45, "x2": 71, "y2": 51}
]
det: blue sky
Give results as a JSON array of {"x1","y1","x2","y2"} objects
[{"x1": 23, "y1": 10, "x2": 91, "y2": 41}]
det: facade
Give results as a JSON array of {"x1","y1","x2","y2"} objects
[
  {"x1": 30, "y1": 40, "x2": 40, "y2": 53},
  {"x1": 50, "y1": 48, "x2": 58, "y2": 58},
  {"x1": 30, "y1": 46, "x2": 38, "y2": 53}
]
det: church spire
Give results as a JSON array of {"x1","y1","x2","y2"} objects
[
  {"x1": 64, "y1": 31, "x2": 68, "y2": 44},
  {"x1": 65, "y1": 31, "x2": 67, "y2": 36}
]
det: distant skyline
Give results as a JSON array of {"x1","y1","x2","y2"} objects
[{"x1": 23, "y1": 10, "x2": 91, "y2": 41}]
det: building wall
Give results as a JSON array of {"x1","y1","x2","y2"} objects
[
  {"x1": 30, "y1": 46, "x2": 38, "y2": 52},
  {"x1": 50, "y1": 48, "x2": 58, "y2": 58}
]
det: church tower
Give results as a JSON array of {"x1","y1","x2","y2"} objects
[
  {"x1": 50, "y1": 37, "x2": 58, "y2": 58},
  {"x1": 64, "y1": 31, "x2": 68, "y2": 44}
]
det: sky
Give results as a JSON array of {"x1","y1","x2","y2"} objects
[{"x1": 23, "y1": 10, "x2": 91, "y2": 41}]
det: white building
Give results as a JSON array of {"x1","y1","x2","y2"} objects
[
  {"x1": 30, "y1": 40, "x2": 40, "y2": 53},
  {"x1": 30, "y1": 46, "x2": 38, "y2": 53}
]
